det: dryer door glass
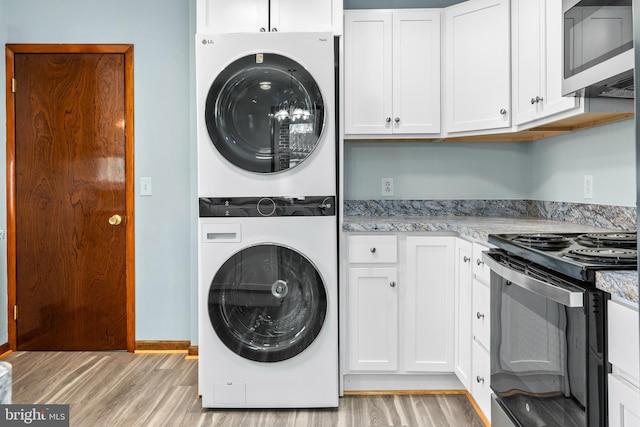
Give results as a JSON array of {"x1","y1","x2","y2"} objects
[
  {"x1": 208, "y1": 244, "x2": 327, "y2": 362},
  {"x1": 205, "y1": 53, "x2": 325, "y2": 174}
]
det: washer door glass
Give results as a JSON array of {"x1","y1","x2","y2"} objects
[
  {"x1": 205, "y1": 53, "x2": 325, "y2": 173},
  {"x1": 208, "y1": 244, "x2": 327, "y2": 362}
]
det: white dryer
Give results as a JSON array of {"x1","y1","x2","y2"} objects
[
  {"x1": 198, "y1": 196, "x2": 338, "y2": 408},
  {"x1": 196, "y1": 32, "x2": 336, "y2": 197}
]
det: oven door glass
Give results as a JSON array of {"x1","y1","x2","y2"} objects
[
  {"x1": 563, "y1": 0, "x2": 633, "y2": 78},
  {"x1": 208, "y1": 244, "x2": 327, "y2": 363},
  {"x1": 205, "y1": 53, "x2": 325, "y2": 174},
  {"x1": 490, "y1": 271, "x2": 588, "y2": 427}
]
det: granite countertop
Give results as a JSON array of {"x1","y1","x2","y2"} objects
[{"x1": 343, "y1": 215, "x2": 639, "y2": 304}]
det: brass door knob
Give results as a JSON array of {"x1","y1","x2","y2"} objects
[{"x1": 109, "y1": 214, "x2": 122, "y2": 226}]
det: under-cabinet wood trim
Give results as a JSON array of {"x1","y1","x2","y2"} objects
[{"x1": 0, "y1": 342, "x2": 10, "y2": 359}]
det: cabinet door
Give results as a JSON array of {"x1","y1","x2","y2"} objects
[
  {"x1": 512, "y1": 0, "x2": 544, "y2": 125},
  {"x1": 348, "y1": 267, "x2": 398, "y2": 371},
  {"x1": 404, "y1": 236, "x2": 455, "y2": 372},
  {"x1": 454, "y1": 238, "x2": 473, "y2": 389},
  {"x1": 608, "y1": 374, "x2": 640, "y2": 427},
  {"x1": 472, "y1": 340, "x2": 492, "y2": 422},
  {"x1": 444, "y1": 0, "x2": 511, "y2": 133},
  {"x1": 344, "y1": 11, "x2": 393, "y2": 135},
  {"x1": 392, "y1": 11, "x2": 441, "y2": 134},
  {"x1": 197, "y1": 0, "x2": 268, "y2": 33},
  {"x1": 270, "y1": 0, "x2": 338, "y2": 33}
]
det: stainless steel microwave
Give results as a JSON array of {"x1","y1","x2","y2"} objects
[{"x1": 562, "y1": 0, "x2": 633, "y2": 98}]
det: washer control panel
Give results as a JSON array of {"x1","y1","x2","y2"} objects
[{"x1": 199, "y1": 196, "x2": 335, "y2": 217}]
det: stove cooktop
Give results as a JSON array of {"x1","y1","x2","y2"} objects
[{"x1": 488, "y1": 232, "x2": 638, "y2": 282}]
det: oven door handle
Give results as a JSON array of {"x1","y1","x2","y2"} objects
[{"x1": 482, "y1": 252, "x2": 584, "y2": 308}]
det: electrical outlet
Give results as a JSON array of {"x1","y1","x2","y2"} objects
[
  {"x1": 140, "y1": 177, "x2": 153, "y2": 196},
  {"x1": 583, "y1": 174, "x2": 593, "y2": 199},
  {"x1": 381, "y1": 177, "x2": 394, "y2": 196}
]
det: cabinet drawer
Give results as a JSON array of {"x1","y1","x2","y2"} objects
[
  {"x1": 471, "y1": 340, "x2": 492, "y2": 422},
  {"x1": 473, "y1": 242, "x2": 491, "y2": 284},
  {"x1": 608, "y1": 300, "x2": 639, "y2": 384},
  {"x1": 348, "y1": 235, "x2": 398, "y2": 263},
  {"x1": 472, "y1": 279, "x2": 490, "y2": 350}
]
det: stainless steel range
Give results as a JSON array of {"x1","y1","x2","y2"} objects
[{"x1": 483, "y1": 232, "x2": 637, "y2": 427}]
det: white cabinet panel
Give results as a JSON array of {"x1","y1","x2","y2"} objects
[
  {"x1": 609, "y1": 374, "x2": 640, "y2": 427},
  {"x1": 472, "y1": 279, "x2": 490, "y2": 351},
  {"x1": 444, "y1": 0, "x2": 511, "y2": 133},
  {"x1": 454, "y1": 238, "x2": 473, "y2": 389},
  {"x1": 348, "y1": 267, "x2": 398, "y2": 371},
  {"x1": 473, "y1": 242, "x2": 491, "y2": 284},
  {"x1": 348, "y1": 235, "x2": 397, "y2": 264},
  {"x1": 608, "y1": 300, "x2": 639, "y2": 385},
  {"x1": 404, "y1": 237, "x2": 455, "y2": 372},
  {"x1": 472, "y1": 340, "x2": 492, "y2": 422}
]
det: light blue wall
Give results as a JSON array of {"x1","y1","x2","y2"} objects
[
  {"x1": 529, "y1": 119, "x2": 635, "y2": 206},
  {"x1": 344, "y1": 141, "x2": 531, "y2": 199},
  {"x1": 345, "y1": 119, "x2": 636, "y2": 207},
  {"x1": 0, "y1": 0, "x2": 8, "y2": 345},
  {"x1": 5, "y1": 0, "x2": 195, "y2": 341}
]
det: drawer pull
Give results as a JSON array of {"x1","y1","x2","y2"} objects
[
  {"x1": 370, "y1": 247, "x2": 376, "y2": 253},
  {"x1": 476, "y1": 312, "x2": 485, "y2": 320},
  {"x1": 477, "y1": 259, "x2": 484, "y2": 266},
  {"x1": 463, "y1": 256, "x2": 471, "y2": 263},
  {"x1": 476, "y1": 376, "x2": 485, "y2": 384},
  {"x1": 390, "y1": 281, "x2": 396, "y2": 288}
]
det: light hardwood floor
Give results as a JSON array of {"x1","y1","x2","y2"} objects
[{"x1": 2, "y1": 351, "x2": 485, "y2": 427}]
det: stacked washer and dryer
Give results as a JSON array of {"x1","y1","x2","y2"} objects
[{"x1": 195, "y1": 31, "x2": 339, "y2": 408}]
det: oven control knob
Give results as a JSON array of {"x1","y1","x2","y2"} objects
[{"x1": 257, "y1": 198, "x2": 277, "y2": 216}]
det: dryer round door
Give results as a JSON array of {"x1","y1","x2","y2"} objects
[
  {"x1": 205, "y1": 53, "x2": 325, "y2": 174},
  {"x1": 208, "y1": 244, "x2": 327, "y2": 362}
]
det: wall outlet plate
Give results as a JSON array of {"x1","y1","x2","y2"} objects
[
  {"x1": 583, "y1": 174, "x2": 593, "y2": 199},
  {"x1": 381, "y1": 177, "x2": 394, "y2": 196}
]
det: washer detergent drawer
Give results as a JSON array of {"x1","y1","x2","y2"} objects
[{"x1": 202, "y1": 223, "x2": 241, "y2": 242}]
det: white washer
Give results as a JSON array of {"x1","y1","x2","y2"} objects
[
  {"x1": 198, "y1": 197, "x2": 338, "y2": 408},
  {"x1": 196, "y1": 32, "x2": 336, "y2": 197}
]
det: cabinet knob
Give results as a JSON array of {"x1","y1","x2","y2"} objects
[
  {"x1": 477, "y1": 312, "x2": 485, "y2": 320},
  {"x1": 386, "y1": 117, "x2": 391, "y2": 123},
  {"x1": 476, "y1": 259, "x2": 484, "y2": 266},
  {"x1": 260, "y1": 27, "x2": 266, "y2": 32},
  {"x1": 370, "y1": 247, "x2": 376, "y2": 253},
  {"x1": 394, "y1": 117, "x2": 400, "y2": 123},
  {"x1": 463, "y1": 256, "x2": 471, "y2": 263},
  {"x1": 531, "y1": 97, "x2": 537, "y2": 105},
  {"x1": 536, "y1": 96, "x2": 544, "y2": 103},
  {"x1": 476, "y1": 376, "x2": 485, "y2": 384},
  {"x1": 271, "y1": 28, "x2": 278, "y2": 32},
  {"x1": 500, "y1": 108, "x2": 507, "y2": 115},
  {"x1": 390, "y1": 281, "x2": 396, "y2": 288}
]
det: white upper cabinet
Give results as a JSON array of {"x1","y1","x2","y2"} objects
[
  {"x1": 512, "y1": 0, "x2": 579, "y2": 126},
  {"x1": 344, "y1": 10, "x2": 441, "y2": 137},
  {"x1": 444, "y1": 0, "x2": 511, "y2": 134},
  {"x1": 197, "y1": 0, "x2": 342, "y2": 35}
]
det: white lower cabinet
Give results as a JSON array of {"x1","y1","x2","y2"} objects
[
  {"x1": 346, "y1": 234, "x2": 455, "y2": 375},
  {"x1": 471, "y1": 339, "x2": 492, "y2": 419},
  {"x1": 608, "y1": 300, "x2": 640, "y2": 427},
  {"x1": 454, "y1": 238, "x2": 473, "y2": 389}
]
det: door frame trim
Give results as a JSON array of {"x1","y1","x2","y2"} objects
[{"x1": 5, "y1": 44, "x2": 135, "y2": 352}]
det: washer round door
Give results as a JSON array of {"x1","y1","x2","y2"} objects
[
  {"x1": 205, "y1": 53, "x2": 325, "y2": 174},
  {"x1": 208, "y1": 244, "x2": 327, "y2": 362}
]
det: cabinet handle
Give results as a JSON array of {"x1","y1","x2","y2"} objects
[
  {"x1": 394, "y1": 117, "x2": 400, "y2": 123},
  {"x1": 370, "y1": 247, "x2": 376, "y2": 253},
  {"x1": 477, "y1": 312, "x2": 485, "y2": 320},
  {"x1": 500, "y1": 108, "x2": 507, "y2": 115},
  {"x1": 476, "y1": 376, "x2": 485, "y2": 384},
  {"x1": 260, "y1": 27, "x2": 266, "y2": 32},
  {"x1": 476, "y1": 259, "x2": 484, "y2": 266},
  {"x1": 463, "y1": 256, "x2": 471, "y2": 263},
  {"x1": 390, "y1": 281, "x2": 396, "y2": 288},
  {"x1": 386, "y1": 117, "x2": 391, "y2": 123}
]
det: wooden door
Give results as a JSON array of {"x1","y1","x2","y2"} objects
[{"x1": 6, "y1": 45, "x2": 135, "y2": 351}]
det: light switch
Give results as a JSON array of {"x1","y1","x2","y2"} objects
[{"x1": 140, "y1": 177, "x2": 152, "y2": 196}]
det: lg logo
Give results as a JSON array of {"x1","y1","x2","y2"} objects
[{"x1": 202, "y1": 39, "x2": 214, "y2": 45}]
